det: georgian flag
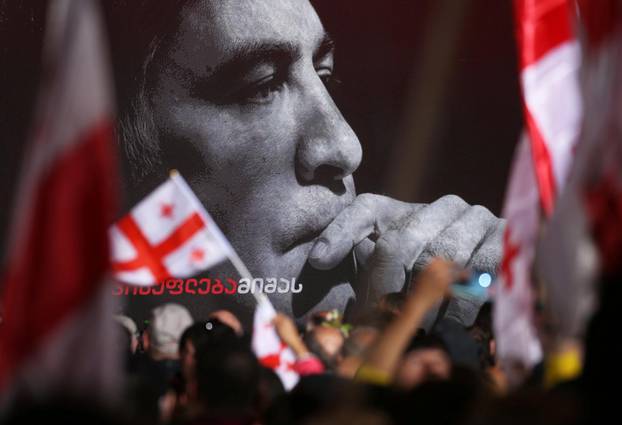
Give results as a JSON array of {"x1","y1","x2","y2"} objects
[
  {"x1": 494, "y1": 0, "x2": 582, "y2": 379},
  {"x1": 494, "y1": 136, "x2": 544, "y2": 372},
  {"x1": 535, "y1": 0, "x2": 622, "y2": 343},
  {"x1": 110, "y1": 172, "x2": 233, "y2": 286},
  {"x1": 517, "y1": 0, "x2": 582, "y2": 216},
  {"x1": 0, "y1": 0, "x2": 120, "y2": 401},
  {"x1": 251, "y1": 294, "x2": 299, "y2": 391}
]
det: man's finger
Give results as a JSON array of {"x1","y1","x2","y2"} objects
[
  {"x1": 466, "y1": 217, "x2": 505, "y2": 273},
  {"x1": 412, "y1": 204, "x2": 499, "y2": 270},
  {"x1": 356, "y1": 195, "x2": 469, "y2": 305},
  {"x1": 356, "y1": 230, "x2": 408, "y2": 309},
  {"x1": 398, "y1": 194, "x2": 470, "y2": 271},
  {"x1": 308, "y1": 194, "x2": 416, "y2": 270}
]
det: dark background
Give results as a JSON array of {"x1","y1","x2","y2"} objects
[
  {"x1": 0, "y1": 0, "x2": 522, "y2": 259},
  {"x1": 312, "y1": 0, "x2": 522, "y2": 210}
]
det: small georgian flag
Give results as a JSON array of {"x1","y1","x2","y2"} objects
[
  {"x1": 110, "y1": 172, "x2": 233, "y2": 285},
  {"x1": 252, "y1": 294, "x2": 300, "y2": 390}
]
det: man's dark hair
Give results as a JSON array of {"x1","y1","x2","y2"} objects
[
  {"x1": 432, "y1": 318, "x2": 481, "y2": 371},
  {"x1": 257, "y1": 366, "x2": 286, "y2": 417},
  {"x1": 178, "y1": 318, "x2": 238, "y2": 354},
  {"x1": 406, "y1": 332, "x2": 448, "y2": 355},
  {"x1": 195, "y1": 339, "x2": 260, "y2": 418},
  {"x1": 3, "y1": 398, "x2": 127, "y2": 425},
  {"x1": 102, "y1": 1, "x2": 194, "y2": 201}
]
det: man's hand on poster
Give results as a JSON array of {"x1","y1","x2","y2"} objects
[{"x1": 308, "y1": 194, "x2": 504, "y2": 304}]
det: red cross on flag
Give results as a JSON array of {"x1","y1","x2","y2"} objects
[
  {"x1": 494, "y1": 0, "x2": 582, "y2": 383},
  {"x1": 535, "y1": 0, "x2": 622, "y2": 347},
  {"x1": 494, "y1": 136, "x2": 543, "y2": 374},
  {"x1": 110, "y1": 172, "x2": 233, "y2": 285},
  {"x1": 252, "y1": 295, "x2": 299, "y2": 390},
  {"x1": 0, "y1": 0, "x2": 120, "y2": 401}
]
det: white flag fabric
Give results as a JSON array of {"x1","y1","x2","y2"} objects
[
  {"x1": 494, "y1": 136, "x2": 543, "y2": 370},
  {"x1": 494, "y1": 0, "x2": 582, "y2": 378},
  {"x1": 0, "y1": 0, "x2": 120, "y2": 402},
  {"x1": 110, "y1": 173, "x2": 233, "y2": 286},
  {"x1": 535, "y1": 0, "x2": 622, "y2": 341},
  {"x1": 515, "y1": 0, "x2": 582, "y2": 215},
  {"x1": 251, "y1": 295, "x2": 300, "y2": 391}
]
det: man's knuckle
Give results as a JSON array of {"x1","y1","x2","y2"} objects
[
  {"x1": 429, "y1": 238, "x2": 459, "y2": 262},
  {"x1": 412, "y1": 252, "x2": 434, "y2": 271},
  {"x1": 470, "y1": 204, "x2": 493, "y2": 219},
  {"x1": 402, "y1": 223, "x2": 424, "y2": 244},
  {"x1": 356, "y1": 193, "x2": 377, "y2": 209},
  {"x1": 494, "y1": 217, "x2": 507, "y2": 233},
  {"x1": 327, "y1": 219, "x2": 346, "y2": 235},
  {"x1": 441, "y1": 194, "x2": 468, "y2": 210}
]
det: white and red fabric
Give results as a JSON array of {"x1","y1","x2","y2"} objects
[
  {"x1": 110, "y1": 173, "x2": 233, "y2": 286},
  {"x1": 516, "y1": 0, "x2": 582, "y2": 216},
  {"x1": 0, "y1": 0, "x2": 120, "y2": 401},
  {"x1": 494, "y1": 0, "x2": 582, "y2": 377},
  {"x1": 535, "y1": 0, "x2": 622, "y2": 340},
  {"x1": 494, "y1": 136, "x2": 544, "y2": 372},
  {"x1": 251, "y1": 295, "x2": 299, "y2": 391}
]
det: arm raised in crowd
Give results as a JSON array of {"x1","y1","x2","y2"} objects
[
  {"x1": 273, "y1": 313, "x2": 325, "y2": 375},
  {"x1": 356, "y1": 258, "x2": 463, "y2": 384},
  {"x1": 273, "y1": 313, "x2": 311, "y2": 358}
]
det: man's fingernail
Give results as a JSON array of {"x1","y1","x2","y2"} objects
[{"x1": 310, "y1": 239, "x2": 329, "y2": 260}]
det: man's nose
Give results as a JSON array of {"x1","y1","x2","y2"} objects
[{"x1": 295, "y1": 78, "x2": 362, "y2": 183}]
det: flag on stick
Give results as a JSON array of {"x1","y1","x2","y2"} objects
[
  {"x1": 251, "y1": 294, "x2": 300, "y2": 390},
  {"x1": 110, "y1": 171, "x2": 235, "y2": 286},
  {"x1": 515, "y1": 0, "x2": 582, "y2": 216},
  {"x1": 535, "y1": 0, "x2": 622, "y2": 344},
  {"x1": 494, "y1": 0, "x2": 582, "y2": 381},
  {"x1": 110, "y1": 171, "x2": 302, "y2": 388},
  {"x1": 0, "y1": 0, "x2": 120, "y2": 401}
]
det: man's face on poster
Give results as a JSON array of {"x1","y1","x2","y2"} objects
[{"x1": 144, "y1": 0, "x2": 362, "y2": 317}]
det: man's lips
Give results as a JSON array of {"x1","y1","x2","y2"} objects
[
  {"x1": 284, "y1": 225, "x2": 324, "y2": 252},
  {"x1": 280, "y1": 188, "x2": 356, "y2": 253},
  {"x1": 282, "y1": 208, "x2": 342, "y2": 253},
  {"x1": 293, "y1": 227, "x2": 324, "y2": 249}
]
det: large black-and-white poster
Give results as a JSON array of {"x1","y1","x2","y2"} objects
[{"x1": 1, "y1": 0, "x2": 521, "y2": 328}]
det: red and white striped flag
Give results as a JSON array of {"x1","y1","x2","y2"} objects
[
  {"x1": 494, "y1": 135, "x2": 544, "y2": 374},
  {"x1": 516, "y1": 0, "x2": 582, "y2": 215},
  {"x1": 251, "y1": 295, "x2": 299, "y2": 390},
  {"x1": 0, "y1": 0, "x2": 120, "y2": 401},
  {"x1": 110, "y1": 172, "x2": 233, "y2": 286},
  {"x1": 535, "y1": 0, "x2": 622, "y2": 342},
  {"x1": 494, "y1": 0, "x2": 582, "y2": 379}
]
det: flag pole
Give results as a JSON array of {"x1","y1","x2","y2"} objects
[{"x1": 169, "y1": 170, "x2": 266, "y2": 304}]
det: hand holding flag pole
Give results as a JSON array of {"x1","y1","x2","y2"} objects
[
  {"x1": 171, "y1": 170, "x2": 296, "y2": 387},
  {"x1": 112, "y1": 170, "x2": 254, "y2": 296},
  {"x1": 110, "y1": 170, "x2": 297, "y2": 388},
  {"x1": 172, "y1": 171, "x2": 285, "y2": 313},
  {"x1": 168, "y1": 171, "x2": 252, "y2": 281},
  {"x1": 168, "y1": 170, "x2": 271, "y2": 305}
]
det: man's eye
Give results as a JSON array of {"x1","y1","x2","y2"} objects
[
  {"x1": 318, "y1": 69, "x2": 341, "y2": 91},
  {"x1": 237, "y1": 76, "x2": 285, "y2": 104}
]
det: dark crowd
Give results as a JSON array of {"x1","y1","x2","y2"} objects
[{"x1": 3, "y1": 258, "x2": 620, "y2": 425}]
